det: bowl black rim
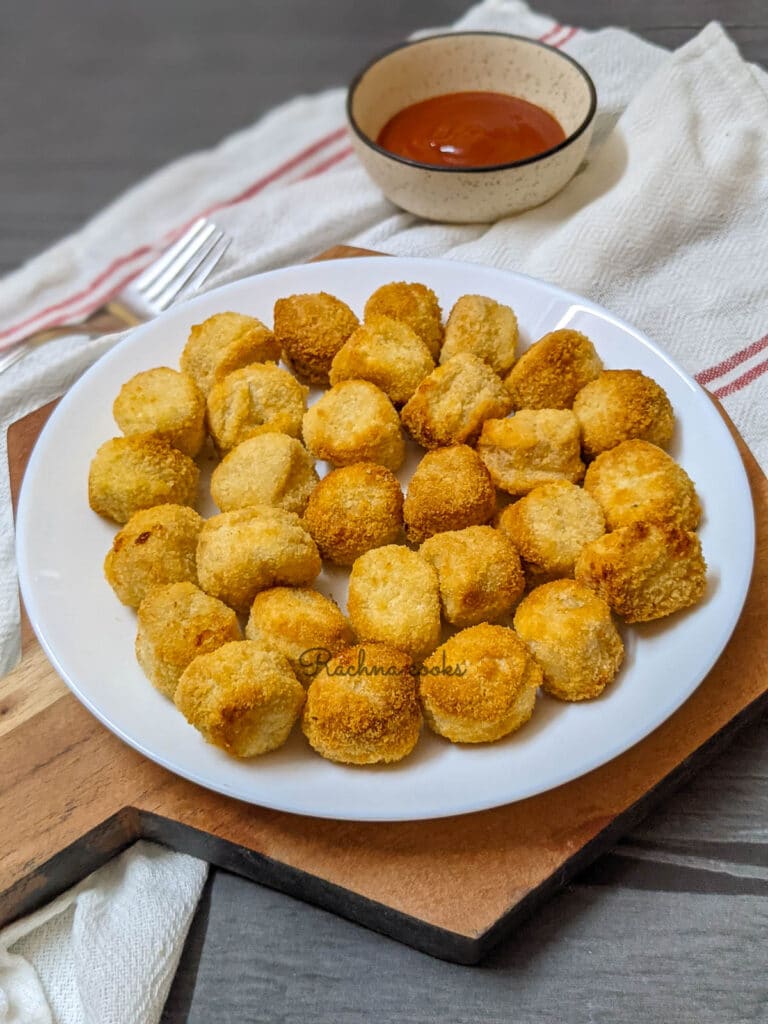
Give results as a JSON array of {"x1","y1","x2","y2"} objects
[{"x1": 346, "y1": 30, "x2": 598, "y2": 174}]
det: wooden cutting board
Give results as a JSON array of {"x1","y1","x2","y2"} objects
[{"x1": 2, "y1": 245, "x2": 766, "y2": 964}]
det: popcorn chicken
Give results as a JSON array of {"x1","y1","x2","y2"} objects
[
  {"x1": 273, "y1": 291, "x2": 359, "y2": 384},
  {"x1": 210, "y1": 433, "x2": 318, "y2": 514},
  {"x1": 180, "y1": 312, "x2": 280, "y2": 395},
  {"x1": 505, "y1": 329, "x2": 602, "y2": 409},
  {"x1": 206, "y1": 362, "x2": 308, "y2": 452},
  {"x1": 440, "y1": 294, "x2": 518, "y2": 376},
  {"x1": 302, "y1": 379, "x2": 405, "y2": 472},
  {"x1": 113, "y1": 366, "x2": 206, "y2": 457},
  {"x1": 364, "y1": 280, "x2": 443, "y2": 359},
  {"x1": 476, "y1": 410, "x2": 584, "y2": 496},
  {"x1": 403, "y1": 444, "x2": 496, "y2": 544},
  {"x1": 573, "y1": 369, "x2": 675, "y2": 458}
]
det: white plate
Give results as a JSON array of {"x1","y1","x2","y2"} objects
[{"x1": 16, "y1": 257, "x2": 755, "y2": 822}]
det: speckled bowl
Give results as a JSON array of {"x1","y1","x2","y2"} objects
[{"x1": 347, "y1": 32, "x2": 597, "y2": 223}]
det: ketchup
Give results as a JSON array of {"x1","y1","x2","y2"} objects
[{"x1": 377, "y1": 91, "x2": 566, "y2": 168}]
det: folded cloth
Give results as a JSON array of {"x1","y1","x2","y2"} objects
[{"x1": 1, "y1": 3, "x2": 768, "y2": 1019}]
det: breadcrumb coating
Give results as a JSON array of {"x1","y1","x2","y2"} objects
[
  {"x1": 113, "y1": 366, "x2": 206, "y2": 457},
  {"x1": 206, "y1": 362, "x2": 308, "y2": 452},
  {"x1": 302, "y1": 379, "x2": 405, "y2": 472},
  {"x1": 573, "y1": 369, "x2": 675, "y2": 458},
  {"x1": 210, "y1": 433, "x2": 318, "y2": 514},
  {"x1": 180, "y1": 312, "x2": 280, "y2": 395},
  {"x1": 403, "y1": 444, "x2": 496, "y2": 544},
  {"x1": 477, "y1": 410, "x2": 584, "y2": 496},
  {"x1": 504, "y1": 329, "x2": 602, "y2": 410},
  {"x1": 575, "y1": 521, "x2": 707, "y2": 622},
  {"x1": 440, "y1": 294, "x2": 518, "y2": 375},
  {"x1": 364, "y1": 281, "x2": 443, "y2": 359},
  {"x1": 273, "y1": 291, "x2": 359, "y2": 384}
]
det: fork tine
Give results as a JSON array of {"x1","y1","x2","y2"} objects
[
  {"x1": 141, "y1": 220, "x2": 217, "y2": 303},
  {"x1": 174, "y1": 234, "x2": 232, "y2": 301},
  {"x1": 152, "y1": 230, "x2": 228, "y2": 312},
  {"x1": 132, "y1": 218, "x2": 209, "y2": 292}
]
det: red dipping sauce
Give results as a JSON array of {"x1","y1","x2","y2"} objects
[{"x1": 377, "y1": 91, "x2": 566, "y2": 168}]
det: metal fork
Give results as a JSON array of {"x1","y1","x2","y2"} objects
[{"x1": 0, "y1": 217, "x2": 230, "y2": 376}]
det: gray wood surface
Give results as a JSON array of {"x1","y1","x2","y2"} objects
[{"x1": 3, "y1": 1, "x2": 768, "y2": 1021}]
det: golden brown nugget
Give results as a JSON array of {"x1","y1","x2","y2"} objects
[
  {"x1": 347, "y1": 545, "x2": 441, "y2": 661},
  {"x1": 302, "y1": 643, "x2": 421, "y2": 765},
  {"x1": 477, "y1": 410, "x2": 584, "y2": 496},
  {"x1": 113, "y1": 366, "x2": 206, "y2": 457},
  {"x1": 401, "y1": 353, "x2": 513, "y2": 449},
  {"x1": 514, "y1": 579, "x2": 624, "y2": 701},
  {"x1": 175, "y1": 640, "x2": 305, "y2": 757},
  {"x1": 497, "y1": 480, "x2": 605, "y2": 580},
  {"x1": 329, "y1": 314, "x2": 435, "y2": 405},
  {"x1": 573, "y1": 369, "x2": 675, "y2": 458},
  {"x1": 583, "y1": 439, "x2": 701, "y2": 531},
  {"x1": 104, "y1": 504, "x2": 203, "y2": 608},
  {"x1": 206, "y1": 362, "x2": 308, "y2": 452},
  {"x1": 210, "y1": 433, "x2": 318, "y2": 514},
  {"x1": 180, "y1": 312, "x2": 280, "y2": 395},
  {"x1": 420, "y1": 526, "x2": 525, "y2": 627},
  {"x1": 364, "y1": 281, "x2": 443, "y2": 359},
  {"x1": 504, "y1": 329, "x2": 603, "y2": 410},
  {"x1": 245, "y1": 587, "x2": 354, "y2": 685},
  {"x1": 136, "y1": 582, "x2": 241, "y2": 698},
  {"x1": 403, "y1": 444, "x2": 496, "y2": 544},
  {"x1": 575, "y1": 521, "x2": 707, "y2": 622},
  {"x1": 302, "y1": 379, "x2": 405, "y2": 472},
  {"x1": 440, "y1": 294, "x2": 519, "y2": 376},
  {"x1": 196, "y1": 506, "x2": 321, "y2": 613},
  {"x1": 88, "y1": 434, "x2": 199, "y2": 524},
  {"x1": 419, "y1": 624, "x2": 541, "y2": 744},
  {"x1": 303, "y1": 463, "x2": 403, "y2": 565},
  {"x1": 273, "y1": 291, "x2": 359, "y2": 384}
]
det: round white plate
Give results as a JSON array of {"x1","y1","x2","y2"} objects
[{"x1": 16, "y1": 257, "x2": 755, "y2": 821}]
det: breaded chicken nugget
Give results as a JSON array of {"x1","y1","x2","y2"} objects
[
  {"x1": 514, "y1": 580, "x2": 623, "y2": 701},
  {"x1": 419, "y1": 624, "x2": 541, "y2": 744},
  {"x1": 104, "y1": 504, "x2": 203, "y2": 608},
  {"x1": 136, "y1": 582, "x2": 241, "y2": 698},
  {"x1": 497, "y1": 480, "x2": 605, "y2": 580},
  {"x1": 401, "y1": 353, "x2": 513, "y2": 449},
  {"x1": 88, "y1": 433, "x2": 199, "y2": 524},
  {"x1": 504, "y1": 329, "x2": 602, "y2": 409},
  {"x1": 440, "y1": 294, "x2": 518, "y2": 376},
  {"x1": 329, "y1": 314, "x2": 435, "y2": 405},
  {"x1": 113, "y1": 366, "x2": 206, "y2": 457},
  {"x1": 175, "y1": 640, "x2": 305, "y2": 757},
  {"x1": 302, "y1": 379, "x2": 405, "y2": 472},
  {"x1": 420, "y1": 526, "x2": 525, "y2": 626},
  {"x1": 575, "y1": 521, "x2": 707, "y2": 622},
  {"x1": 477, "y1": 410, "x2": 584, "y2": 496},
  {"x1": 302, "y1": 643, "x2": 421, "y2": 764},
  {"x1": 273, "y1": 291, "x2": 359, "y2": 384},
  {"x1": 196, "y1": 506, "x2": 321, "y2": 612},
  {"x1": 347, "y1": 546, "x2": 441, "y2": 661},
  {"x1": 210, "y1": 433, "x2": 318, "y2": 514},
  {"x1": 245, "y1": 587, "x2": 354, "y2": 685},
  {"x1": 583, "y1": 439, "x2": 701, "y2": 531},
  {"x1": 573, "y1": 369, "x2": 675, "y2": 458},
  {"x1": 403, "y1": 444, "x2": 496, "y2": 544},
  {"x1": 364, "y1": 281, "x2": 443, "y2": 359},
  {"x1": 180, "y1": 312, "x2": 280, "y2": 395},
  {"x1": 206, "y1": 362, "x2": 308, "y2": 452},
  {"x1": 303, "y1": 463, "x2": 403, "y2": 565}
]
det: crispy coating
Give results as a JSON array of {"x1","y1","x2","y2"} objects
[
  {"x1": 245, "y1": 587, "x2": 354, "y2": 685},
  {"x1": 477, "y1": 410, "x2": 584, "y2": 496},
  {"x1": 329, "y1": 313, "x2": 435, "y2": 405},
  {"x1": 206, "y1": 362, "x2": 308, "y2": 452},
  {"x1": 514, "y1": 579, "x2": 624, "y2": 701},
  {"x1": 136, "y1": 582, "x2": 241, "y2": 698},
  {"x1": 573, "y1": 369, "x2": 675, "y2": 458},
  {"x1": 347, "y1": 545, "x2": 441, "y2": 661},
  {"x1": 273, "y1": 291, "x2": 359, "y2": 384},
  {"x1": 440, "y1": 294, "x2": 519, "y2": 376},
  {"x1": 113, "y1": 366, "x2": 206, "y2": 457},
  {"x1": 303, "y1": 463, "x2": 403, "y2": 566},
  {"x1": 575, "y1": 521, "x2": 707, "y2": 622},
  {"x1": 180, "y1": 312, "x2": 280, "y2": 395},
  {"x1": 583, "y1": 439, "x2": 701, "y2": 531},
  {"x1": 302, "y1": 379, "x2": 405, "y2": 472},
  {"x1": 401, "y1": 352, "x2": 513, "y2": 449},
  {"x1": 88, "y1": 433, "x2": 199, "y2": 524},
  {"x1": 497, "y1": 480, "x2": 605, "y2": 581},
  {"x1": 504, "y1": 329, "x2": 603, "y2": 410},
  {"x1": 104, "y1": 504, "x2": 203, "y2": 608},
  {"x1": 364, "y1": 281, "x2": 443, "y2": 359},
  {"x1": 196, "y1": 506, "x2": 321, "y2": 612},
  {"x1": 419, "y1": 624, "x2": 541, "y2": 743},
  {"x1": 420, "y1": 526, "x2": 525, "y2": 627},
  {"x1": 210, "y1": 433, "x2": 318, "y2": 514},
  {"x1": 302, "y1": 643, "x2": 421, "y2": 764},
  {"x1": 403, "y1": 444, "x2": 496, "y2": 544},
  {"x1": 175, "y1": 640, "x2": 305, "y2": 757}
]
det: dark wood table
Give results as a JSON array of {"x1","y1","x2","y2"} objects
[{"x1": 3, "y1": 2, "x2": 768, "y2": 1021}]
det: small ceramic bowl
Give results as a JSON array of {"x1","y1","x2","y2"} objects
[{"x1": 347, "y1": 32, "x2": 597, "y2": 223}]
